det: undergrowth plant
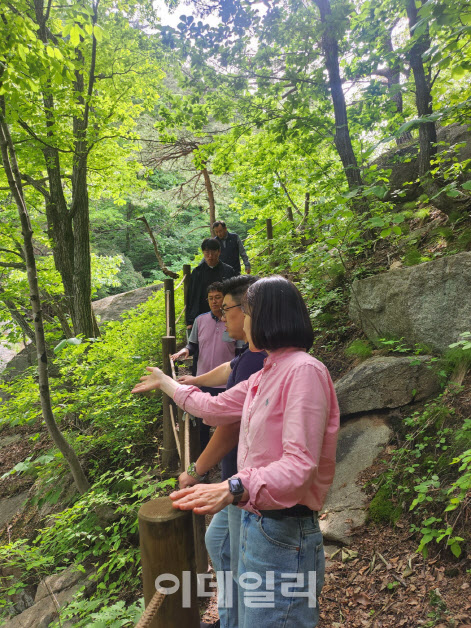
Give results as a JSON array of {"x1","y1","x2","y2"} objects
[
  {"x1": 0, "y1": 468, "x2": 175, "y2": 625},
  {"x1": 370, "y1": 392, "x2": 471, "y2": 558},
  {"x1": 0, "y1": 280, "x2": 186, "y2": 623}
]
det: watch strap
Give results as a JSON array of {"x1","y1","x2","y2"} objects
[{"x1": 187, "y1": 462, "x2": 208, "y2": 483}]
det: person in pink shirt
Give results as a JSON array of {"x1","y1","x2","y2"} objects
[{"x1": 132, "y1": 276, "x2": 340, "y2": 627}]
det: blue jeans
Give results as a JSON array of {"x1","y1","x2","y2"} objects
[
  {"x1": 238, "y1": 511, "x2": 325, "y2": 628},
  {"x1": 205, "y1": 505, "x2": 242, "y2": 628}
]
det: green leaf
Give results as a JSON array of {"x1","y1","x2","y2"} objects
[
  {"x1": 70, "y1": 24, "x2": 81, "y2": 46},
  {"x1": 462, "y1": 181, "x2": 471, "y2": 190},
  {"x1": 370, "y1": 185, "x2": 388, "y2": 199},
  {"x1": 93, "y1": 25, "x2": 103, "y2": 42},
  {"x1": 369, "y1": 217, "x2": 385, "y2": 227}
]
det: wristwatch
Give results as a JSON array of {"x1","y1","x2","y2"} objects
[
  {"x1": 187, "y1": 462, "x2": 208, "y2": 483},
  {"x1": 228, "y1": 477, "x2": 245, "y2": 504}
]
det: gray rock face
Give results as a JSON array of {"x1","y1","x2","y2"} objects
[
  {"x1": 34, "y1": 566, "x2": 85, "y2": 603},
  {"x1": 320, "y1": 415, "x2": 392, "y2": 545},
  {"x1": 349, "y1": 252, "x2": 471, "y2": 353},
  {"x1": 0, "y1": 492, "x2": 28, "y2": 531},
  {"x1": 4, "y1": 565, "x2": 95, "y2": 628},
  {"x1": 92, "y1": 283, "x2": 163, "y2": 323},
  {"x1": 334, "y1": 355, "x2": 440, "y2": 416},
  {"x1": 373, "y1": 123, "x2": 471, "y2": 199}
]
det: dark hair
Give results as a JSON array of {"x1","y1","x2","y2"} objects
[
  {"x1": 201, "y1": 238, "x2": 221, "y2": 251},
  {"x1": 213, "y1": 220, "x2": 226, "y2": 229},
  {"x1": 221, "y1": 275, "x2": 260, "y2": 301},
  {"x1": 207, "y1": 281, "x2": 224, "y2": 295},
  {"x1": 243, "y1": 276, "x2": 314, "y2": 351}
]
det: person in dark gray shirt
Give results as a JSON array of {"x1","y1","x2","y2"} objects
[{"x1": 213, "y1": 221, "x2": 251, "y2": 276}]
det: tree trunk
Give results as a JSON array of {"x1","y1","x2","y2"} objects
[
  {"x1": 0, "y1": 106, "x2": 90, "y2": 496},
  {"x1": 405, "y1": 0, "x2": 437, "y2": 176},
  {"x1": 68, "y1": 14, "x2": 98, "y2": 339},
  {"x1": 34, "y1": 0, "x2": 78, "y2": 330},
  {"x1": 137, "y1": 216, "x2": 179, "y2": 279},
  {"x1": 31, "y1": 0, "x2": 96, "y2": 338},
  {"x1": 383, "y1": 33, "x2": 413, "y2": 146},
  {"x1": 202, "y1": 166, "x2": 216, "y2": 234},
  {"x1": 315, "y1": 0, "x2": 363, "y2": 191}
]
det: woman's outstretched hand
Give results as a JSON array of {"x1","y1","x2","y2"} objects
[
  {"x1": 131, "y1": 367, "x2": 165, "y2": 394},
  {"x1": 170, "y1": 482, "x2": 233, "y2": 515}
]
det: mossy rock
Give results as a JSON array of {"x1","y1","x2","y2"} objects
[{"x1": 368, "y1": 486, "x2": 402, "y2": 524}]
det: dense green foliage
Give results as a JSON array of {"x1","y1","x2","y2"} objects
[{"x1": 1, "y1": 285, "x2": 185, "y2": 623}]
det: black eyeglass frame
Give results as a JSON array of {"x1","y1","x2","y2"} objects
[{"x1": 220, "y1": 303, "x2": 242, "y2": 316}]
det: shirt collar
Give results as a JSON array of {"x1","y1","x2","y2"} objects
[
  {"x1": 210, "y1": 311, "x2": 222, "y2": 322},
  {"x1": 263, "y1": 347, "x2": 304, "y2": 368}
]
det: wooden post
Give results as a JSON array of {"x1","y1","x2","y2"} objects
[
  {"x1": 266, "y1": 218, "x2": 273, "y2": 255},
  {"x1": 161, "y1": 336, "x2": 179, "y2": 471},
  {"x1": 266, "y1": 218, "x2": 273, "y2": 241},
  {"x1": 177, "y1": 410, "x2": 207, "y2": 575},
  {"x1": 138, "y1": 497, "x2": 200, "y2": 627},
  {"x1": 183, "y1": 264, "x2": 191, "y2": 309},
  {"x1": 164, "y1": 278, "x2": 175, "y2": 337}
]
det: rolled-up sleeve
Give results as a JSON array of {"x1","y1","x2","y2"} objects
[
  {"x1": 174, "y1": 381, "x2": 249, "y2": 425},
  {"x1": 236, "y1": 364, "x2": 333, "y2": 512}
]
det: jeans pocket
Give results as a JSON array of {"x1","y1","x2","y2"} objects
[{"x1": 257, "y1": 516, "x2": 301, "y2": 550}]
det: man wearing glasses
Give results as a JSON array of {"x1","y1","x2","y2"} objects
[
  {"x1": 172, "y1": 282, "x2": 242, "y2": 450},
  {"x1": 176, "y1": 275, "x2": 266, "y2": 628}
]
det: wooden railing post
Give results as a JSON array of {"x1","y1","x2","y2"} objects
[
  {"x1": 164, "y1": 279, "x2": 175, "y2": 337},
  {"x1": 138, "y1": 497, "x2": 200, "y2": 627},
  {"x1": 182, "y1": 264, "x2": 191, "y2": 310},
  {"x1": 161, "y1": 336, "x2": 179, "y2": 471},
  {"x1": 266, "y1": 218, "x2": 273, "y2": 241},
  {"x1": 177, "y1": 409, "x2": 207, "y2": 575}
]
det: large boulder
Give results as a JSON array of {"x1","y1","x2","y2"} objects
[
  {"x1": 92, "y1": 283, "x2": 163, "y2": 323},
  {"x1": 334, "y1": 355, "x2": 440, "y2": 416},
  {"x1": 349, "y1": 252, "x2": 471, "y2": 353},
  {"x1": 320, "y1": 415, "x2": 392, "y2": 545}
]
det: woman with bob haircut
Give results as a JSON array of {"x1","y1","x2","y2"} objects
[{"x1": 132, "y1": 276, "x2": 339, "y2": 628}]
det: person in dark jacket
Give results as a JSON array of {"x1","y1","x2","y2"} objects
[
  {"x1": 213, "y1": 221, "x2": 251, "y2": 276},
  {"x1": 186, "y1": 238, "x2": 236, "y2": 330}
]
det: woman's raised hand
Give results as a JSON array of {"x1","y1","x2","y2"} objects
[{"x1": 131, "y1": 367, "x2": 166, "y2": 394}]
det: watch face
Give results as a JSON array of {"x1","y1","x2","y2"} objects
[{"x1": 229, "y1": 478, "x2": 243, "y2": 494}]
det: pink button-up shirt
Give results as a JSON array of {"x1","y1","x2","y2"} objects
[{"x1": 174, "y1": 348, "x2": 339, "y2": 514}]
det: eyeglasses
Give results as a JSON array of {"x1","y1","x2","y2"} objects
[{"x1": 221, "y1": 303, "x2": 242, "y2": 316}]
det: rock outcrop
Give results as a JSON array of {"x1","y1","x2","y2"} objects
[
  {"x1": 4, "y1": 565, "x2": 95, "y2": 628},
  {"x1": 349, "y1": 252, "x2": 471, "y2": 353},
  {"x1": 320, "y1": 415, "x2": 392, "y2": 545},
  {"x1": 334, "y1": 355, "x2": 440, "y2": 416},
  {"x1": 373, "y1": 123, "x2": 471, "y2": 200},
  {"x1": 92, "y1": 283, "x2": 163, "y2": 324}
]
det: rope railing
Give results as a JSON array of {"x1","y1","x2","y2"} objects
[
  {"x1": 175, "y1": 305, "x2": 186, "y2": 326},
  {"x1": 174, "y1": 273, "x2": 187, "y2": 291},
  {"x1": 134, "y1": 590, "x2": 166, "y2": 628},
  {"x1": 169, "y1": 405, "x2": 181, "y2": 460}
]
